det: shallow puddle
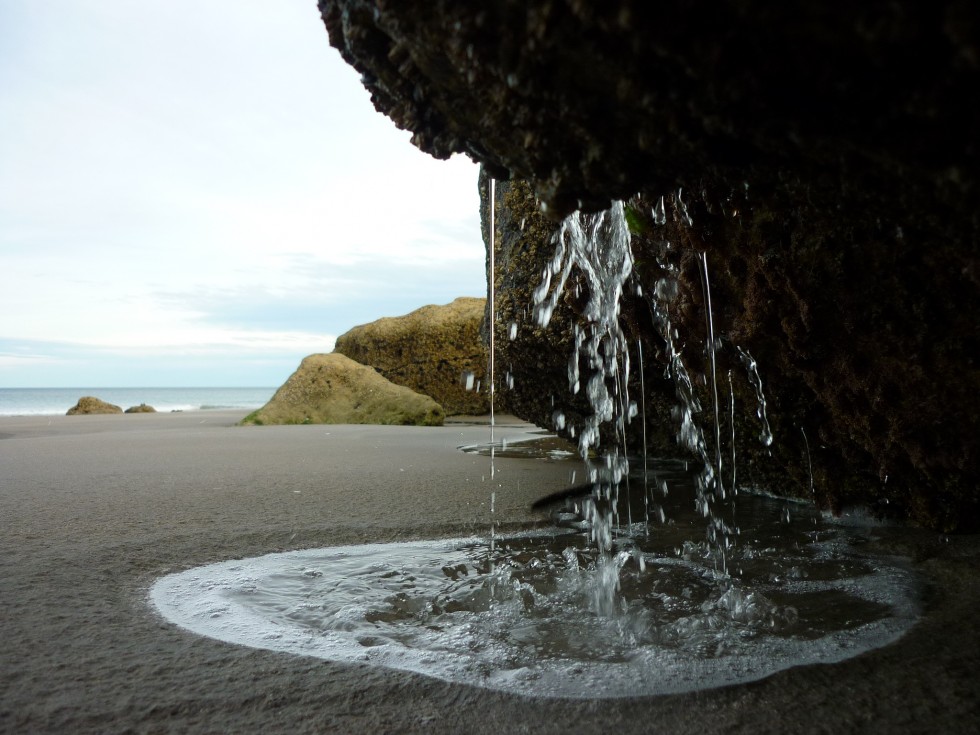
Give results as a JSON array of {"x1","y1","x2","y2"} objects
[{"x1": 151, "y1": 489, "x2": 919, "y2": 698}]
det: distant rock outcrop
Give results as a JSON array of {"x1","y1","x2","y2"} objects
[
  {"x1": 124, "y1": 404, "x2": 157, "y2": 413},
  {"x1": 242, "y1": 353, "x2": 445, "y2": 426},
  {"x1": 66, "y1": 397, "x2": 123, "y2": 415},
  {"x1": 334, "y1": 297, "x2": 489, "y2": 415}
]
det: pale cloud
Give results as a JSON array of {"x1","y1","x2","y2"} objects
[
  {"x1": 0, "y1": 1, "x2": 486, "y2": 386},
  {"x1": 78, "y1": 328, "x2": 336, "y2": 356},
  {"x1": 0, "y1": 352, "x2": 60, "y2": 369}
]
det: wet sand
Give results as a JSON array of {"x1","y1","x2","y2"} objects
[{"x1": 1, "y1": 411, "x2": 977, "y2": 734}]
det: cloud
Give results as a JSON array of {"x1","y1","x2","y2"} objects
[
  {"x1": 0, "y1": 1, "x2": 487, "y2": 387},
  {"x1": 0, "y1": 351, "x2": 60, "y2": 369}
]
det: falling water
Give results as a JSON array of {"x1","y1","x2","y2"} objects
[
  {"x1": 530, "y1": 202, "x2": 637, "y2": 612},
  {"x1": 151, "y1": 192, "x2": 922, "y2": 699},
  {"x1": 699, "y1": 254, "x2": 725, "y2": 500},
  {"x1": 637, "y1": 339, "x2": 650, "y2": 533},
  {"x1": 638, "y1": 197, "x2": 737, "y2": 574},
  {"x1": 489, "y1": 178, "x2": 497, "y2": 557},
  {"x1": 738, "y1": 347, "x2": 774, "y2": 448}
]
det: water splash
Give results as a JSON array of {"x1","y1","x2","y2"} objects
[
  {"x1": 738, "y1": 347, "x2": 774, "y2": 447},
  {"x1": 149, "y1": 190, "x2": 917, "y2": 700},
  {"x1": 531, "y1": 196, "x2": 762, "y2": 595},
  {"x1": 531, "y1": 202, "x2": 635, "y2": 558},
  {"x1": 150, "y1": 490, "x2": 920, "y2": 699},
  {"x1": 640, "y1": 202, "x2": 734, "y2": 573},
  {"x1": 698, "y1": 252, "x2": 725, "y2": 506}
]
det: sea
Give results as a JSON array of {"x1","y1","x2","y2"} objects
[{"x1": 0, "y1": 387, "x2": 276, "y2": 417}]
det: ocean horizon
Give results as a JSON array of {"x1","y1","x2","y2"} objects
[{"x1": 0, "y1": 387, "x2": 276, "y2": 417}]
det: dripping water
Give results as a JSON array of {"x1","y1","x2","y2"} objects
[
  {"x1": 531, "y1": 206, "x2": 633, "y2": 519},
  {"x1": 728, "y1": 371, "x2": 737, "y2": 495},
  {"x1": 738, "y1": 347, "x2": 774, "y2": 447},
  {"x1": 531, "y1": 201, "x2": 636, "y2": 614},
  {"x1": 802, "y1": 427, "x2": 815, "y2": 497},
  {"x1": 489, "y1": 177, "x2": 497, "y2": 558},
  {"x1": 638, "y1": 339, "x2": 649, "y2": 535},
  {"x1": 698, "y1": 252, "x2": 725, "y2": 508},
  {"x1": 150, "y1": 190, "x2": 922, "y2": 700}
]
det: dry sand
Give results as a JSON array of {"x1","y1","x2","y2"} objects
[{"x1": 0, "y1": 410, "x2": 977, "y2": 734}]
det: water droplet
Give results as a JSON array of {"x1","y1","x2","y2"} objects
[{"x1": 652, "y1": 195, "x2": 666, "y2": 225}]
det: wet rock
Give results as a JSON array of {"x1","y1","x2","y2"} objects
[
  {"x1": 124, "y1": 404, "x2": 157, "y2": 414},
  {"x1": 242, "y1": 353, "x2": 444, "y2": 427},
  {"x1": 334, "y1": 297, "x2": 489, "y2": 415},
  {"x1": 66, "y1": 397, "x2": 123, "y2": 415},
  {"x1": 318, "y1": 0, "x2": 979, "y2": 216},
  {"x1": 487, "y1": 176, "x2": 979, "y2": 532},
  {"x1": 320, "y1": 1, "x2": 979, "y2": 530},
  {"x1": 481, "y1": 173, "x2": 679, "y2": 459}
]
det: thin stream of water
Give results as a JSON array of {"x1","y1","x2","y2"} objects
[{"x1": 490, "y1": 177, "x2": 497, "y2": 557}]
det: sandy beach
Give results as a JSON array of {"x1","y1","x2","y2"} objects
[{"x1": 1, "y1": 411, "x2": 977, "y2": 734}]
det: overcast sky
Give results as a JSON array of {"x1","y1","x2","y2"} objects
[{"x1": 0, "y1": 1, "x2": 484, "y2": 387}]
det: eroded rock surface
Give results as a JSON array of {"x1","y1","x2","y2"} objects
[
  {"x1": 334, "y1": 297, "x2": 489, "y2": 415},
  {"x1": 320, "y1": 1, "x2": 978, "y2": 529},
  {"x1": 319, "y1": 0, "x2": 978, "y2": 216},
  {"x1": 487, "y1": 176, "x2": 978, "y2": 531},
  {"x1": 243, "y1": 353, "x2": 444, "y2": 427}
]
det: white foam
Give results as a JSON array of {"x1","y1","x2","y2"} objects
[{"x1": 150, "y1": 536, "x2": 920, "y2": 699}]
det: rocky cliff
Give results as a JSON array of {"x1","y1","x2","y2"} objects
[
  {"x1": 320, "y1": 1, "x2": 979, "y2": 530},
  {"x1": 485, "y1": 175, "x2": 977, "y2": 531},
  {"x1": 334, "y1": 297, "x2": 489, "y2": 415}
]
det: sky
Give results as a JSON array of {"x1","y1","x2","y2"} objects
[{"x1": 0, "y1": 1, "x2": 484, "y2": 387}]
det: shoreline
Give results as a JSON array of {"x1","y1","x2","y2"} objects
[
  {"x1": 0, "y1": 386, "x2": 276, "y2": 419},
  {"x1": 1, "y1": 413, "x2": 977, "y2": 733}
]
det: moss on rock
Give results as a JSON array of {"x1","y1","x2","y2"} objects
[
  {"x1": 66, "y1": 397, "x2": 123, "y2": 415},
  {"x1": 334, "y1": 297, "x2": 489, "y2": 415},
  {"x1": 242, "y1": 353, "x2": 445, "y2": 427},
  {"x1": 124, "y1": 404, "x2": 156, "y2": 413}
]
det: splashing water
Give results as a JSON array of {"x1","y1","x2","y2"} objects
[
  {"x1": 738, "y1": 347, "x2": 774, "y2": 447},
  {"x1": 150, "y1": 485, "x2": 920, "y2": 699},
  {"x1": 531, "y1": 202, "x2": 635, "y2": 563},
  {"x1": 150, "y1": 194, "x2": 921, "y2": 699}
]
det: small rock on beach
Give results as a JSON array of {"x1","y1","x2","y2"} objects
[{"x1": 66, "y1": 396, "x2": 123, "y2": 415}]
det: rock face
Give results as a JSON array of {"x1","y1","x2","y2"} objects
[
  {"x1": 243, "y1": 353, "x2": 444, "y2": 427},
  {"x1": 481, "y1": 175, "x2": 681, "y2": 462},
  {"x1": 320, "y1": 2, "x2": 979, "y2": 530},
  {"x1": 66, "y1": 397, "x2": 123, "y2": 415},
  {"x1": 125, "y1": 404, "x2": 156, "y2": 414},
  {"x1": 334, "y1": 297, "x2": 489, "y2": 415},
  {"x1": 487, "y1": 176, "x2": 979, "y2": 531},
  {"x1": 319, "y1": 1, "x2": 978, "y2": 216}
]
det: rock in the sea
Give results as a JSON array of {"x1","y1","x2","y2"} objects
[
  {"x1": 334, "y1": 297, "x2": 489, "y2": 415},
  {"x1": 242, "y1": 353, "x2": 445, "y2": 426},
  {"x1": 124, "y1": 404, "x2": 156, "y2": 414},
  {"x1": 66, "y1": 397, "x2": 123, "y2": 415}
]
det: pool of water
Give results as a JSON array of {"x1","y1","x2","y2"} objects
[
  {"x1": 459, "y1": 434, "x2": 579, "y2": 461},
  {"x1": 150, "y1": 487, "x2": 919, "y2": 698}
]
